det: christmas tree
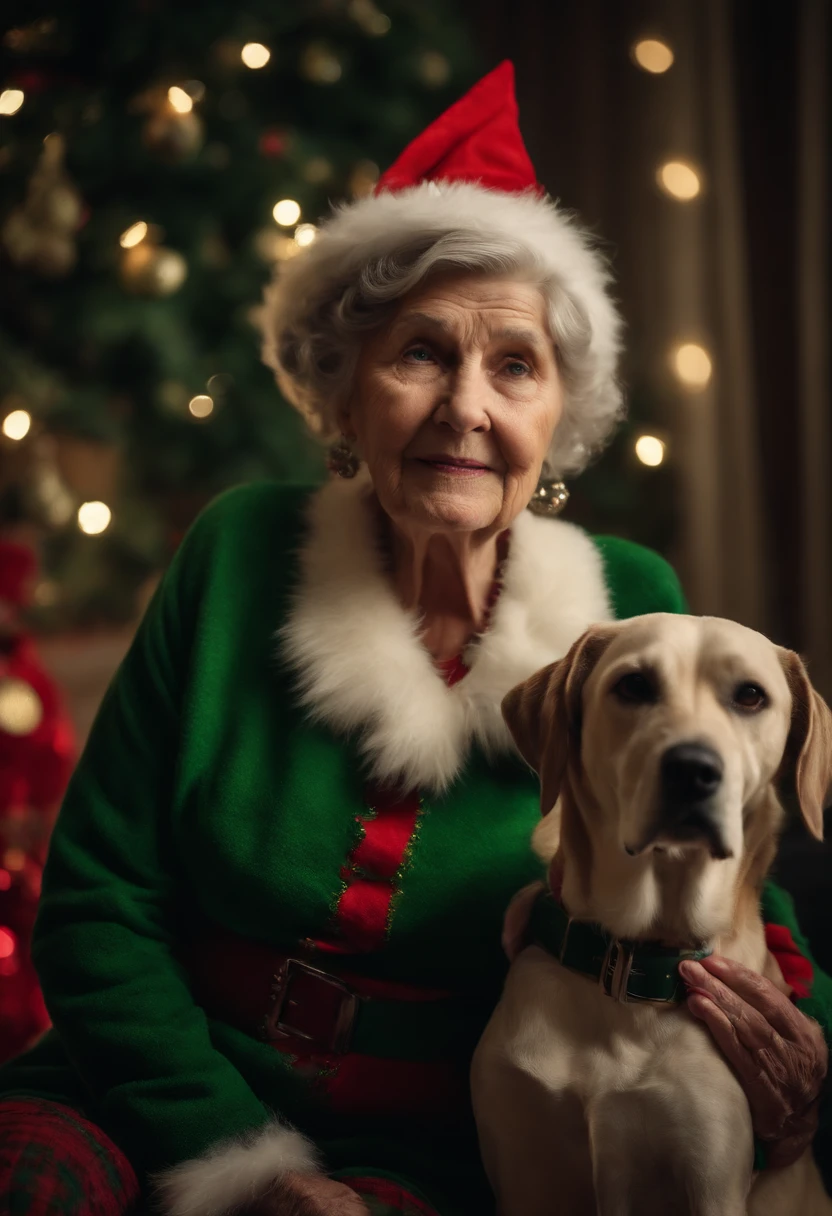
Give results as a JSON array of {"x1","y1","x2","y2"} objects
[{"x1": 0, "y1": 2, "x2": 477, "y2": 629}]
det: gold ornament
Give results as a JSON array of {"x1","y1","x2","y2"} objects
[
  {"x1": 302, "y1": 156, "x2": 333, "y2": 184},
  {"x1": 3, "y1": 19, "x2": 58, "y2": 54},
  {"x1": 419, "y1": 50, "x2": 451, "y2": 88},
  {"x1": 348, "y1": 0, "x2": 391, "y2": 35},
  {"x1": 253, "y1": 228, "x2": 299, "y2": 263},
  {"x1": 300, "y1": 42, "x2": 343, "y2": 84},
  {"x1": 120, "y1": 242, "x2": 188, "y2": 296},
  {"x1": 1, "y1": 133, "x2": 82, "y2": 276},
  {"x1": 0, "y1": 678, "x2": 43, "y2": 736},
  {"x1": 142, "y1": 108, "x2": 204, "y2": 161},
  {"x1": 348, "y1": 159, "x2": 380, "y2": 199}
]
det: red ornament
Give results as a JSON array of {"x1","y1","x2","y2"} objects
[
  {"x1": 11, "y1": 70, "x2": 49, "y2": 94},
  {"x1": 258, "y1": 128, "x2": 289, "y2": 158},
  {"x1": 0, "y1": 542, "x2": 76, "y2": 1064},
  {"x1": 376, "y1": 60, "x2": 541, "y2": 197}
]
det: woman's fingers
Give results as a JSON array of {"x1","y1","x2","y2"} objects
[
  {"x1": 682, "y1": 955, "x2": 828, "y2": 1149},
  {"x1": 679, "y1": 961, "x2": 784, "y2": 1055},
  {"x1": 683, "y1": 954, "x2": 804, "y2": 1039},
  {"x1": 686, "y1": 991, "x2": 779, "y2": 1089}
]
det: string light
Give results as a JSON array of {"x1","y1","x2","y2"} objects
[
  {"x1": 657, "y1": 161, "x2": 701, "y2": 201},
  {"x1": 241, "y1": 42, "x2": 271, "y2": 69},
  {"x1": 673, "y1": 343, "x2": 713, "y2": 388},
  {"x1": 77, "y1": 501, "x2": 112, "y2": 535},
  {"x1": 632, "y1": 39, "x2": 674, "y2": 74},
  {"x1": 635, "y1": 435, "x2": 666, "y2": 467},
  {"x1": 119, "y1": 220, "x2": 148, "y2": 248},
  {"x1": 167, "y1": 86, "x2": 193, "y2": 114},
  {"x1": 294, "y1": 223, "x2": 317, "y2": 247},
  {"x1": 0, "y1": 928, "x2": 15, "y2": 960},
  {"x1": 2, "y1": 410, "x2": 31, "y2": 441},
  {"x1": 273, "y1": 198, "x2": 301, "y2": 226},
  {"x1": 0, "y1": 89, "x2": 24, "y2": 115},
  {"x1": 0, "y1": 681, "x2": 43, "y2": 735},
  {"x1": 188, "y1": 394, "x2": 214, "y2": 419}
]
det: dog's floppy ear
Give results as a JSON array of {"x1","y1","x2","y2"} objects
[
  {"x1": 502, "y1": 625, "x2": 615, "y2": 816},
  {"x1": 778, "y1": 649, "x2": 832, "y2": 841}
]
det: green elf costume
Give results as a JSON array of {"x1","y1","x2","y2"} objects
[{"x1": 1, "y1": 62, "x2": 830, "y2": 1216}]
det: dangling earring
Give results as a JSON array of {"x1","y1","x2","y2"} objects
[
  {"x1": 527, "y1": 474, "x2": 569, "y2": 517},
  {"x1": 326, "y1": 436, "x2": 360, "y2": 479}
]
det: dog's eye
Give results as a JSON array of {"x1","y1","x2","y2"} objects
[
  {"x1": 733, "y1": 682, "x2": 768, "y2": 712},
  {"x1": 612, "y1": 672, "x2": 657, "y2": 704}
]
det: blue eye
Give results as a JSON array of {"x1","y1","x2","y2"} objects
[
  {"x1": 404, "y1": 346, "x2": 433, "y2": 363},
  {"x1": 506, "y1": 361, "x2": 530, "y2": 376}
]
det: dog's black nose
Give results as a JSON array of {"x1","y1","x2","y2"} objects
[{"x1": 661, "y1": 743, "x2": 723, "y2": 802}]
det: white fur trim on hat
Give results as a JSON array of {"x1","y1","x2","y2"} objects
[{"x1": 260, "y1": 180, "x2": 623, "y2": 477}]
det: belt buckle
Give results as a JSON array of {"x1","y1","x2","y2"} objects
[
  {"x1": 264, "y1": 958, "x2": 360, "y2": 1054},
  {"x1": 600, "y1": 937, "x2": 635, "y2": 1002}
]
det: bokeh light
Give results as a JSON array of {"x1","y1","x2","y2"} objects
[
  {"x1": 632, "y1": 40, "x2": 674, "y2": 74},
  {"x1": 0, "y1": 90, "x2": 24, "y2": 116},
  {"x1": 167, "y1": 86, "x2": 194, "y2": 114},
  {"x1": 273, "y1": 198, "x2": 301, "y2": 226},
  {"x1": 294, "y1": 223, "x2": 318, "y2": 247},
  {"x1": 635, "y1": 435, "x2": 666, "y2": 467},
  {"x1": 658, "y1": 161, "x2": 701, "y2": 201},
  {"x1": 241, "y1": 43, "x2": 271, "y2": 69},
  {"x1": 188, "y1": 394, "x2": 214, "y2": 419},
  {"x1": 119, "y1": 221, "x2": 148, "y2": 248},
  {"x1": 78, "y1": 501, "x2": 112, "y2": 535},
  {"x1": 2, "y1": 410, "x2": 31, "y2": 441},
  {"x1": 673, "y1": 344, "x2": 713, "y2": 388}
]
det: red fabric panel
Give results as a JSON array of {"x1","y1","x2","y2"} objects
[
  {"x1": 352, "y1": 790, "x2": 422, "y2": 880},
  {"x1": 334, "y1": 877, "x2": 396, "y2": 953},
  {"x1": 309, "y1": 1052, "x2": 469, "y2": 1124},
  {"x1": 765, "y1": 922, "x2": 813, "y2": 1001}
]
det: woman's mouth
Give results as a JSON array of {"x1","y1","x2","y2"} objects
[{"x1": 416, "y1": 456, "x2": 491, "y2": 476}]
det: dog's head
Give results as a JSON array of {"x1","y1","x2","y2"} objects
[{"x1": 503, "y1": 613, "x2": 832, "y2": 868}]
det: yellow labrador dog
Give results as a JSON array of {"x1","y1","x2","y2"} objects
[{"x1": 472, "y1": 613, "x2": 832, "y2": 1216}]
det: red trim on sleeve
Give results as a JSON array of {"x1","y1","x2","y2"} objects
[{"x1": 765, "y1": 922, "x2": 814, "y2": 1001}]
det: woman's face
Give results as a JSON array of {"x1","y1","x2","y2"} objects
[{"x1": 341, "y1": 272, "x2": 564, "y2": 537}]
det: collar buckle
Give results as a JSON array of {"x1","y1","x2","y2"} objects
[{"x1": 600, "y1": 936, "x2": 636, "y2": 1002}]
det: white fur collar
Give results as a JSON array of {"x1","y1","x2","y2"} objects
[{"x1": 279, "y1": 474, "x2": 612, "y2": 792}]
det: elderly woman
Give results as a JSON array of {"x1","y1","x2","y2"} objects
[{"x1": 0, "y1": 63, "x2": 829, "y2": 1216}]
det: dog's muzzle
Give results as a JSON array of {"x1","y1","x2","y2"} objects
[
  {"x1": 655, "y1": 742, "x2": 732, "y2": 859},
  {"x1": 627, "y1": 742, "x2": 733, "y2": 860}
]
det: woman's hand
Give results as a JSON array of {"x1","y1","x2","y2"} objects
[
  {"x1": 244, "y1": 1172, "x2": 370, "y2": 1216},
  {"x1": 679, "y1": 954, "x2": 828, "y2": 1168}
]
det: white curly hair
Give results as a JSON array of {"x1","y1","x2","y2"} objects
[{"x1": 261, "y1": 180, "x2": 624, "y2": 478}]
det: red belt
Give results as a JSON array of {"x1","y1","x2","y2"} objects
[{"x1": 179, "y1": 923, "x2": 481, "y2": 1060}]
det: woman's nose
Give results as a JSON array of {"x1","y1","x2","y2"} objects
[{"x1": 433, "y1": 367, "x2": 490, "y2": 433}]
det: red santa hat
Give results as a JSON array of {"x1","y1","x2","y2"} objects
[
  {"x1": 262, "y1": 62, "x2": 622, "y2": 473},
  {"x1": 375, "y1": 60, "x2": 540, "y2": 195}
]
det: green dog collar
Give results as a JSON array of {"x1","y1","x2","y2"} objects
[{"x1": 529, "y1": 890, "x2": 712, "y2": 1004}]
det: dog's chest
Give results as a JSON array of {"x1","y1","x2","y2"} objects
[{"x1": 494, "y1": 946, "x2": 746, "y2": 1108}]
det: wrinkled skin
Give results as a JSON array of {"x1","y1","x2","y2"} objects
[
  {"x1": 681, "y1": 953, "x2": 828, "y2": 1168},
  {"x1": 243, "y1": 1172, "x2": 370, "y2": 1216}
]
